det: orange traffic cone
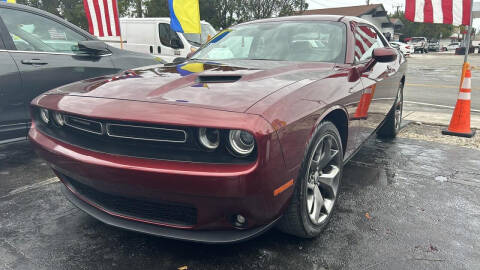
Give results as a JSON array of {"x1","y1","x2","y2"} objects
[
  {"x1": 353, "y1": 85, "x2": 376, "y2": 120},
  {"x1": 442, "y1": 65, "x2": 476, "y2": 137}
]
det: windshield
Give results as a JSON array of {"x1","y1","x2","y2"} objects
[
  {"x1": 183, "y1": 23, "x2": 217, "y2": 47},
  {"x1": 191, "y1": 21, "x2": 346, "y2": 63},
  {"x1": 412, "y1": 38, "x2": 425, "y2": 43}
]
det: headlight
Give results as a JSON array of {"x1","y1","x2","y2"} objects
[
  {"x1": 198, "y1": 128, "x2": 220, "y2": 150},
  {"x1": 39, "y1": 108, "x2": 49, "y2": 124},
  {"x1": 229, "y1": 130, "x2": 255, "y2": 156},
  {"x1": 52, "y1": 112, "x2": 65, "y2": 126}
]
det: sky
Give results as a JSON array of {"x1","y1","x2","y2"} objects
[
  {"x1": 306, "y1": 0, "x2": 401, "y2": 13},
  {"x1": 306, "y1": 0, "x2": 480, "y2": 32}
]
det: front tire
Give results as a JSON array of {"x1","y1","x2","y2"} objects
[
  {"x1": 277, "y1": 121, "x2": 344, "y2": 238},
  {"x1": 377, "y1": 82, "x2": 404, "y2": 138}
]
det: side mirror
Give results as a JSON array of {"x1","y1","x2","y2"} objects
[
  {"x1": 372, "y1": 47, "x2": 397, "y2": 63},
  {"x1": 78, "y1": 40, "x2": 110, "y2": 55},
  {"x1": 348, "y1": 67, "x2": 361, "y2": 82},
  {"x1": 172, "y1": 57, "x2": 187, "y2": 64}
]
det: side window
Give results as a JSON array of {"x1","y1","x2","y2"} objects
[
  {"x1": 0, "y1": 8, "x2": 87, "y2": 53},
  {"x1": 354, "y1": 25, "x2": 385, "y2": 63},
  {"x1": 158, "y1": 23, "x2": 184, "y2": 49}
]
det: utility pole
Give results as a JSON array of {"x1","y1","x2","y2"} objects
[
  {"x1": 392, "y1": 2, "x2": 404, "y2": 16},
  {"x1": 464, "y1": 0, "x2": 474, "y2": 63},
  {"x1": 366, "y1": 0, "x2": 370, "y2": 5}
]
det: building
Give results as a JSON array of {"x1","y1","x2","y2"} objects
[
  {"x1": 389, "y1": 18, "x2": 404, "y2": 41},
  {"x1": 300, "y1": 4, "x2": 401, "y2": 41}
]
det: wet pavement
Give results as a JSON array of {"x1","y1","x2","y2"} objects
[
  {"x1": 405, "y1": 54, "x2": 480, "y2": 111},
  {"x1": 1, "y1": 135, "x2": 479, "y2": 270}
]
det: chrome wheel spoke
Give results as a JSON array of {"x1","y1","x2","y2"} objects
[
  {"x1": 318, "y1": 137, "x2": 338, "y2": 169},
  {"x1": 310, "y1": 186, "x2": 325, "y2": 222},
  {"x1": 307, "y1": 180, "x2": 316, "y2": 190},
  {"x1": 318, "y1": 165, "x2": 340, "y2": 197}
]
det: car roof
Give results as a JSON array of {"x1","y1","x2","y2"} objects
[
  {"x1": 237, "y1": 14, "x2": 375, "y2": 26},
  {"x1": 0, "y1": 2, "x2": 94, "y2": 38}
]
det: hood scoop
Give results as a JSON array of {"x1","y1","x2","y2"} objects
[{"x1": 196, "y1": 75, "x2": 242, "y2": 84}]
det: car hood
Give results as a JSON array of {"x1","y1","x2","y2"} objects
[{"x1": 48, "y1": 60, "x2": 335, "y2": 113}]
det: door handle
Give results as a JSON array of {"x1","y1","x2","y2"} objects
[{"x1": 21, "y1": 59, "x2": 48, "y2": 66}]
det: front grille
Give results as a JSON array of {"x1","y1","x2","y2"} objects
[
  {"x1": 62, "y1": 174, "x2": 197, "y2": 226},
  {"x1": 65, "y1": 116, "x2": 103, "y2": 135},
  {"x1": 106, "y1": 123, "x2": 187, "y2": 143}
]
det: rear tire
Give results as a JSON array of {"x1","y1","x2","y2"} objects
[
  {"x1": 377, "y1": 82, "x2": 404, "y2": 138},
  {"x1": 277, "y1": 121, "x2": 344, "y2": 238}
]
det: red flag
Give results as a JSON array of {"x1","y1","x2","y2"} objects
[
  {"x1": 405, "y1": 0, "x2": 471, "y2": 26},
  {"x1": 83, "y1": 0, "x2": 121, "y2": 37}
]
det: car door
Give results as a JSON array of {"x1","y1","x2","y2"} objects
[
  {"x1": 0, "y1": 21, "x2": 26, "y2": 143},
  {"x1": 157, "y1": 23, "x2": 184, "y2": 62},
  {"x1": 353, "y1": 24, "x2": 399, "y2": 143},
  {"x1": 0, "y1": 7, "x2": 120, "y2": 107}
]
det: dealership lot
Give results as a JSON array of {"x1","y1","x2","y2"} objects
[{"x1": 1, "y1": 54, "x2": 480, "y2": 270}]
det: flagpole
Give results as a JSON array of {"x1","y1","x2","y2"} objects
[
  {"x1": 120, "y1": 35, "x2": 124, "y2": 50},
  {"x1": 464, "y1": 0, "x2": 474, "y2": 63},
  {"x1": 114, "y1": 0, "x2": 123, "y2": 50}
]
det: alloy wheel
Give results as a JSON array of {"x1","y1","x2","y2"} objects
[
  {"x1": 305, "y1": 134, "x2": 341, "y2": 225},
  {"x1": 394, "y1": 85, "x2": 403, "y2": 131}
]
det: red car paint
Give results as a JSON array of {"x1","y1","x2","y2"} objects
[{"x1": 29, "y1": 15, "x2": 407, "y2": 242}]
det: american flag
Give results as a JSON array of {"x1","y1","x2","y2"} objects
[
  {"x1": 83, "y1": 0, "x2": 121, "y2": 37},
  {"x1": 354, "y1": 25, "x2": 378, "y2": 62},
  {"x1": 405, "y1": 0, "x2": 472, "y2": 26}
]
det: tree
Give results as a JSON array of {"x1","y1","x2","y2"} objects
[
  {"x1": 391, "y1": 11, "x2": 454, "y2": 40},
  {"x1": 16, "y1": 0, "x2": 307, "y2": 32}
]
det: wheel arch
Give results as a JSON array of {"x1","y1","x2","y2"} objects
[{"x1": 314, "y1": 106, "x2": 349, "y2": 155}]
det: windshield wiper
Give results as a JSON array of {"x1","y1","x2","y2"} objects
[
  {"x1": 246, "y1": 58, "x2": 286, "y2": 61},
  {"x1": 188, "y1": 41, "x2": 202, "y2": 47}
]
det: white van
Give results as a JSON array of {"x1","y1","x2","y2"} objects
[{"x1": 100, "y1": 18, "x2": 216, "y2": 63}]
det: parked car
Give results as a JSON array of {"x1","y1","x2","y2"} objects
[
  {"x1": 472, "y1": 40, "x2": 480, "y2": 52},
  {"x1": 0, "y1": 3, "x2": 165, "y2": 144},
  {"x1": 390, "y1": 41, "x2": 413, "y2": 56},
  {"x1": 30, "y1": 16, "x2": 406, "y2": 243},
  {"x1": 445, "y1": 42, "x2": 461, "y2": 51},
  {"x1": 409, "y1": 37, "x2": 428, "y2": 53},
  {"x1": 100, "y1": 18, "x2": 217, "y2": 63},
  {"x1": 428, "y1": 40, "x2": 440, "y2": 52}
]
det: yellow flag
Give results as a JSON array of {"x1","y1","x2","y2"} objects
[{"x1": 169, "y1": 0, "x2": 201, "y2": 34}]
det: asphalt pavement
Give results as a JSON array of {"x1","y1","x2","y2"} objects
[
  {"x1": 404, "y1": 53, "x2": 480, "y2": 112},
  {"x1": 1, "y1": 135, "x2": 479, "y2": 270}
]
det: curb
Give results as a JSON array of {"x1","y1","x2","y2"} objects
[{"x1": 403, "y1": 110, "x2": 480, "y2": 129}]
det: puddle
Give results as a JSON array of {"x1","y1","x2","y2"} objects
[{"x1": 343, "y1": 163, "x2": 395, "y2": 188}]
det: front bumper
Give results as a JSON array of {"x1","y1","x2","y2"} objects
[
  {"x1": 29, "y1": 111, "x2": 292, "y2": 242},
  {"x1": 61, "y1": 184, "x2": 280, "y2": 243}
]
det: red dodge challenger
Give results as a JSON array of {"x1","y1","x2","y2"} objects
[{"x1": 29, "y1": 15, "x2": 406, "y2": 243}]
